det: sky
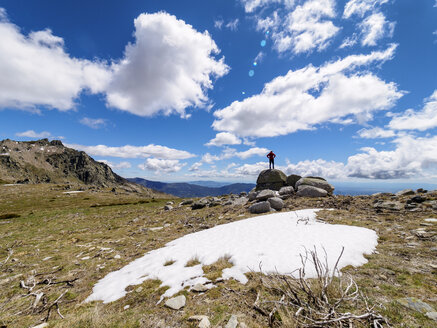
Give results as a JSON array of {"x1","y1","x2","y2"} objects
[{"x1": 0, "y1": 0, "x2": 437, "y2": 184}]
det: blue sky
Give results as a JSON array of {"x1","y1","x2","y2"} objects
[{"x1": 1, "y1": 0, "x2": 437, "y2": 184}]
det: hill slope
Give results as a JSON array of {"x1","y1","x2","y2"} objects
[
  {"x1": 0, "y1": 138, "x2": 151, "y2": 193},
  {"x1": 128, "y1": 177, "x2": 255, "y2": 197}
]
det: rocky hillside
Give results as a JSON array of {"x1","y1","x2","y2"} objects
[{"x1": 0, "y1": 138, "x2": 149, "y2": 193}]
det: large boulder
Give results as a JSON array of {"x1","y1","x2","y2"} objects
[
  {"x1": 249, "y1": 201, "x2": 271, "y2": 214},
  {"x1": 295, "y1": 177, "x2": 334, "y2": 194},
  {"x1": 296, "y1": 185, "x2": 328, "y2": 197},
  {"x1": 286, "y1": 174, "x2": 301, "y2": 188},
  {"x1": 256, "y1": 169, "x2": 287, "y2": 191},
  {"x1": 279, "y1": 186, "x2": 294, "y2": 195},
  {"x1": 268, "y1": 197, "x2": 284, "y2": 210}
]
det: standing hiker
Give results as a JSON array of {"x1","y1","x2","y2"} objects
[{"x1": 267, "y1": 151, "x2": 276, "y2": 169}]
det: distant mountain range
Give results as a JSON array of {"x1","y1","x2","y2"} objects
[{"x1": 127, "y1": 178, "x2": 256, "y2": 198}]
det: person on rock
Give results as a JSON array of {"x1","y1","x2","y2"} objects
[{"x1": 267, "y1": 151, "x2": 276, "y2": 170}]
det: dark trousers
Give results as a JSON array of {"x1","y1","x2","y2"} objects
[{"x1": 269, "y1": 158, "x2": 274, "y2": 169}]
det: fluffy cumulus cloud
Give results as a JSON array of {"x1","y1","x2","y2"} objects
[
  {"x1": 0, "y1": 10, "x2": 110, "y2": 111},
  {"x1": 79, "y1": 117, "x2": 107, "y2": 129},
  {"x1": 213, "y1": 45, "x2": 402, "y2": 138},
  {"x1": 359, "y1": 12, "x2": 395, "y2": 46},
  {"x1": 284, "y1": 159, "x2": 346, "y2": 179},
  {"x1": 241, "y1": 0, "x2": 289, "y2": 13},
  {"x1": 15, "y1": 130, "x2": 52, "y2": 138},
  {"x1": 357, "y1": 126, "x2": 396, "y2": 138},
  {"x1": 346, "y1": 135, "x2": 437, "y2": 179},
  {"x1": 388, "y1": 90, "x2": 437, "y2": 131},
  {"x1": 98, "y1": 160, "x2": 132, "y2": 170},
  {"x1": 205, "y1": 132, "x2": 241, "y2": 147},
  {"x1": 200, "y1": 147, "x2": 269, "y2": 164},
  {"x1": 138, "y1": 158, "x2": 185, "y2": 174},
  {"x1": 65, "y1": 143, "x2": 195, "y2": 160},
  {"x1": 105, "y1": 12, "x2": 229, "y2": 117},
  {"x1": 253, "y1": 0, "x2": 340, "y2": 54}
]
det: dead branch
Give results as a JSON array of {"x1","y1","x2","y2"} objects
[
  {"x1": 42, "y1": 289, "x2": 68, "y2": 322},
  {"x1": 0, "y1": 249, "x2": 13, "y2": 268}
]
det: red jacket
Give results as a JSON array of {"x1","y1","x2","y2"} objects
[{"x1": 267, "y1": 151, "x2": 276, "y2": 160}]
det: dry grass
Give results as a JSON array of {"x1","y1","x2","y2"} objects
[
  {"x1": 0, "y1": 184, "x2": 436, "y2": 327},
  {"x1": 185, "y1": 257, "x2": 201, "y2": 267}
]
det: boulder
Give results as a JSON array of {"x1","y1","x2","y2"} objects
[
  {"x1": 306, "y1": 176, "x2": 326, "y2": 181},
  {"x1": 232, "y1": 197, "x2": 248, "y2": 206},
  {"x1": 248, "y1": 190, "x2": 258, "y2": 201},
  {"x1": 256, "y1": 189, "x2": 275, "y2": 201},
  {"x1": 373, "y1": 201, "x2": 403, "y2": 211},
  {"x1": 286, "y1": 174, "x2": 301, "y2": 188},
  {"x1": 295, "y1": 177, "x2": 334, "y2": 194},
  {"x1": 396, "y1": 189, "x2": 415, "y2": 196},
  {"x1": 180, "y1": 199, "x2": 194, "y2": 206},
  {"x1": 249, "y1": 201, "x2": 271, "y2": 214},
  {"x1": 256, "y1": 169, "x2": 287, "y2": 191},
  {"x1": 268, "y1": 197, "x2": 284, "y2": 210},
  {"x1": 296, "y1": 185, "x2": 328, "y2": 198},
  {"x1": 279, "y1": 186, "x2": 294, "y2": 195},
  {"x1": 164, "y1": 205, "x2": 173, "y2": 211}
]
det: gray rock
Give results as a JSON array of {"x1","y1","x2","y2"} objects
[
  {"x1": 180, "y1": 199, "x2": 194, "y2": 206},
  {"x1": 373, "y1": 201, "x2": 403, "y2": 211},
  {"x1": 426, "y1": 311, "x2": 437, "y2": 321},
  {"x1": 248, "y1": 191, "x2": 258, "y2": 201},
  {"x1": 192, "y1": 283, "x2": 209, "y2": 292},
  {"x1": 165, "y1": 295, "x2": 186, "y2": 310},
  {"x1": 189, "y1": 315, "x2": 211, "y2": 328},
  {"x1": 268, "y1": 197, "x2": 284, "y2": 210},
  {"x1": 295, "y1": 177, "x2": 334, "y2": 194},
  {"x1": 232, "y1": 197, "x2": 248, "y2": 206},
  {"x1": 397, "y1": 297, "x2": 434, "y2": 314},
  {"x1": 192, "y1": 198, "x2": 209, "y2": 210},
  {"x1": 396, "y1": 189, "x2": 415, "y2": 196},
  {"x1": 249, "y1": 201, "x2": 271, "y2": 214},
  {"x1": 225, "y1": 315, "x2": 238, "y2": 328},
  {"x1": 164, "y1": 205, "x2": 173, "y2": 211},
  {"x1": 31, "y1": 324, "x2": 48, "y2": 328},
  {"x1": 256, "y1": 169, "x2": 287, "y2": 191},
  {"x1": 296, "y1": 185, "x2": 327, "y2": 197},
  {"x1": 256, "y1": 189, "x2": 275, "y2": 201},
  {"x1": 279, "y1": 186, "x2": 294, "y2": 195},
  {"x1": 208, "y1": 201, "x2": 221, "y2": 207},
  {"x1": 286, "y1": 174, "x2": 301, "y2": 189},
  {"x1": 306, "y1": 176, "x2": 326, "y2": 181},
  {"x1": 166, "y1": 201, "x2": 174, "y2": 205},
  {"x1": 240, "y1": 191, "x2": 247, "y2": 196}
]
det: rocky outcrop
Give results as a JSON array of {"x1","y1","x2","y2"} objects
[
  {"x1": 0, "y1": 138, "x2": 150, "y2": 193},
  {"x1": 286, "y1": 174, "x2": 301, "y2": 189},
  {"x1": 295, "y1": 177, "x2": 334, "y2": 194},
  {"x1": 256, "y1": 169, "x2": 287, "y2": 191}
]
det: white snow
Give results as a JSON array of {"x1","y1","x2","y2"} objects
[{"x1": 85, "y1": 209, "x2": 378, "y2": 304}]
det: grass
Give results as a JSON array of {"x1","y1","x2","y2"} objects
[
  {"x1": 185, "y1": 257, "x2": 201, "y2": 267},
  {"x1": 0, "y1": 184, "x2": 436, "y2": 327}
]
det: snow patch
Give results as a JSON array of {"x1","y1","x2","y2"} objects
[{"x1": 85, "y1": 209, "x2": 378, "y2": 304}]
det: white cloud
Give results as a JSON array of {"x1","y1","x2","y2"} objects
[
  {"x1": 284, "y1": 159, "x2": 346, "y2": 179},
  {"x1": 343, "y1": 0, "x2": 389, "y2": 19},
  {"x1": 189, "y1": 162, "x2": 203, "y2": 171},
  {"x1": 206, "y1": 132, "x2": 241, "y2": 147},
  {"x1": 339, "y1": 34, "x2": 358, "y2": 49},
  {"x1": 359, "y1": 12, "x2": 395, "y2": 46},
  {"x1": 138, "y1": 158, "x2": 185, "y2": 174},
  {"x1": 0, "y1": 10, "x2": 110, "y2": 111},
  {"x1": 105, "y1": 12, "x2": 229, "y2": 117},
  {"x1": 257, "y1": 0, "x2": 340, "y2": 54},
  {"x1": 16, "y1": 130, "x2": 52, "y2": 138},
  {"x1": 225, "y1": 19, "x2": 239, "y2": 31},
  {"x1": 232, "y1": 147, "x2": 269, "y2": 159},
  {"x1": 253, "y1": 51, "x2": 265, "y2": 64},
  {"x1": 201, "y1": 147, "x2": 269, "y2": 164},
  {"x1": 357, "y1": 126, "x2": 396, "y2": 138},
  {"x1": 213, "y1": 45, "x2": 402, "y2": 138},
  {"x1": 241, "y1": 0, "x2": 288, "y2": 13},
  {"x1": 65, "y1": 143, "x2": 195, "y2": 160},
  {"x1": 80, "y1": 117, "x2": 107, "y2": 129},
  {"x1": 388, "y1": 90, "x2": 437, "y2": 131},
  {"x1": 346, "y1": 135, "x2": 437, "y2": 179},
  {"x1": 201, "y1": 153, "x2": 221, "y2": 164},
  {"x1": 214, "y1": 19, "x2": 224, "y2": 29},
  {"x1": 234, "y1": 162, "x2": 270, "y2": 176},
  {"x1": 98, "y1": 160, "x2": 132, "y2": 170}
]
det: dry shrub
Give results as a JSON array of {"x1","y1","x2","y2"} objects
[{"x1": 258, "y1": 247, "x2": 391, "y2": 328}]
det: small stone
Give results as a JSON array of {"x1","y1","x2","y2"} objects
[
  {"x1": 165, "y1": 295, "x2": 186, "y2": 310},
  {"x1": 164, "y1": 205, "x2": 173, "y2": 211},
  {"x1": 124, "y1": 305, "x2": 130, "y2": 310},
  {"x1": 166, "y1": 201, "x2": 174, "y2": 205},
  {"x1": 426, "y1": 311, "x2": 437, "y2": 321},
  {"x1": 42, "y1": 256, "x2": 52, "y2": 261},
  {"x1": 192, "y1": 283, "x2": 209, "y2": 292},
  {"x1": 424, "y1": 218, "x2": 437, "y2": 223},
  {"x1": 189, "y1": 315, "x2": 211, "y2": 328},
  {"x1": 239, "y1": 323, "x2": 248, "y2": 328},
  {"x1": 136, "y1": 287, "x2": 143, "y2": 293},
  {"x1": 225, "y1": 314, "x2": 238, "y2": 328},
  {"x1": 114, "y1": 254, "x2": 121, "y2": 259},
  {"x1": 31, "y1": 323, "x2": 48, "y2": 328},
  {"x1": 81, "y1": 256, "x2": 90, "y2": 260},
  {"x1": 397, "y1": 297, "x2": 434, "y2": 314}
]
